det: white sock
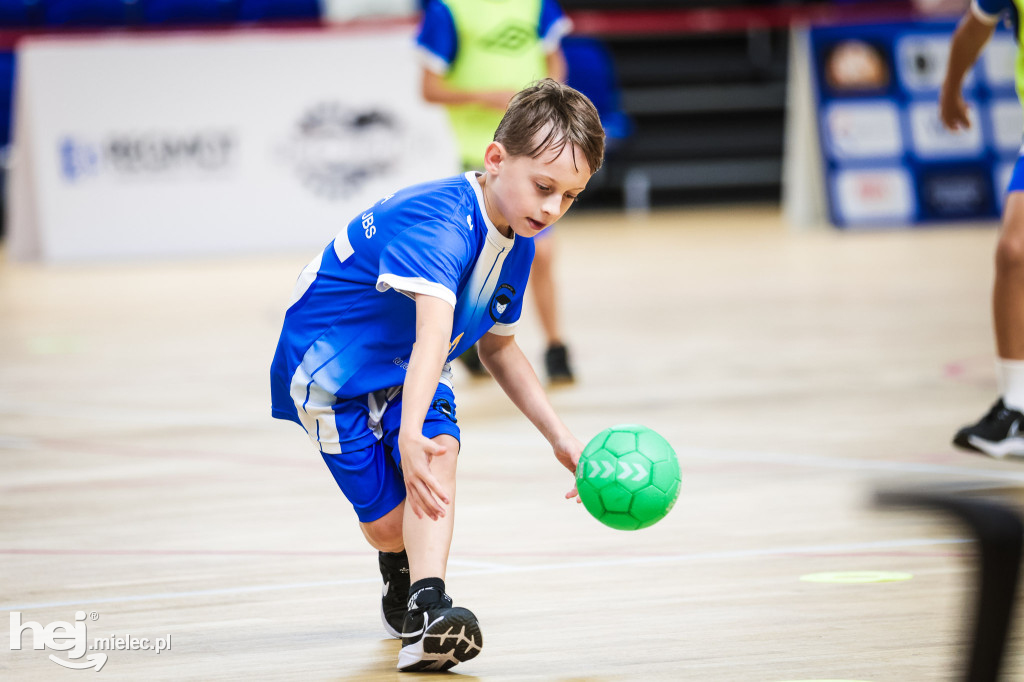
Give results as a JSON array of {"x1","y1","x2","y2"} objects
[{"x1": 998, "y1": 358, "x2": 1024, "y2": 412}]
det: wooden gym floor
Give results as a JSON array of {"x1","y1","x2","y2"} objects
[{"x1": 2, "y1": 205, "x2": 1024, "y2": 680}]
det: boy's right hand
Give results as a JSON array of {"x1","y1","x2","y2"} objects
[{"x1": 398, "y1": 432, "x2": 451, "y2": 521}]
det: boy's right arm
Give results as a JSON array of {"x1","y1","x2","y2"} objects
[
  {"x1": 477, "y1": 332, "x2": 582, "y2": 501},
  {"x1": 398, "y1": 293, "x2": 456, "y2": 521},
  {"x1": 940, "y1": 8, "x2": 998, "y2": 131},
  {"x1": 421, "y1": 69, "x2": 517, "y2": 112}
]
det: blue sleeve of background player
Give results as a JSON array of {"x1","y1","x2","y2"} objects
[
  {"x1": 973, "y1": 0, "x2": 1010, "y2": 23},
  {"x1": 416, "y1": 0, "x2": 458, "y2": 74},
  {"x1": 376, "y1": 223, "x2": 471, "y2": 309},
  {"x1": 539, "y1": 0, "x2": 573, "y2": 52}
]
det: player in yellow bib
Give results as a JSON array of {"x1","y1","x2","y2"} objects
[
  {"x1": 417, "y1": 0, "x2": 578, "y2": 383},
  {"x1": 942, "y1": 0, "x2": 1024, "y2": 458}
]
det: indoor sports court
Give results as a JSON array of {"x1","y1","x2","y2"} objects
[
  {"x1": 4, "y1": 208, "x2": 1022, "y2": 680},
  {"x1": 3, "y1": 1, "x2": 1024, "y2": 681}
]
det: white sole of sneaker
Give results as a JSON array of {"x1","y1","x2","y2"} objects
[
  {"x1": 397, "y1": 608, "x2": 482, "y2": 672},
  {"x1": 381, "y1": 608, "x2": 401, "y2": 639},
  {"x1": 967, "y1": 435, "x2": 1024, "y2": 459}
]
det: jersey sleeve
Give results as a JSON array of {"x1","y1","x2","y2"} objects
[
  {"x1": 539, "y1": 0, "x2": 573, "y2": 53},
  {"x1": 972, "y1": 0, "x2": 1009, "y2": 24},
  {"x1": 416, "y1": 0, "x2": 458, "y2": 75},
  {"x1": 376, "y1": 222, "x2": 470, "y2": 308}
]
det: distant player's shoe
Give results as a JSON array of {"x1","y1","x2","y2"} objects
[
  {"x1": 397, "y1": 587, "x2": 483, "y2": 672},
  {"x1": 457, "y1": 344, "x2": 489, "y2": 378},
  {"x1": 544, "y1": 343, "x2": 574, "y2": 384},
  {"x1": 953, "y1": 399, "x2": 1024, "y2": 458},
  {"x1": 378, "y1": 551, "x2": 410, "y2": 638}
]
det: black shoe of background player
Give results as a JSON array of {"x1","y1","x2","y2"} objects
[
  {"x1": 544, "y1": 343, "x2": 575, "y2": 385},
  {"x1": 953, "y1": 398, "x2": 1024, "y2": 459}
]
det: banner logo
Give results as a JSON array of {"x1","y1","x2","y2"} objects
[{"x1": 278, "y1": 103, "x2": 402, "y2": 201}]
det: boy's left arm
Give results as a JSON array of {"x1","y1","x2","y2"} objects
[{"x1": 477, "y1": 332, "x2": 582, "y2": 501}]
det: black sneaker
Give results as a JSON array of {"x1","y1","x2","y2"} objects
[
  {"x1": 953, "y1": 399, "x2": 1024, "y2": 458},
  {"x1": 544, "y1": 343, "x2": 574, "y2": 384},
  {"x1": 378, "y1": 551, "x2": 410, "y2": 639},
  {"x1": 397, "y1": 587, "x2": 483, "y2": 672},
  {"x1": 458, "y1": 344, "x2": 489, "y2": 378}
]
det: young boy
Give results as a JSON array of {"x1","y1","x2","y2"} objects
[{"x1": 269, "y1": 79, "x2": 605, "y2": 671}]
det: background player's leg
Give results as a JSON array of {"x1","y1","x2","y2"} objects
[
  {"x1": 956, "y1": 190, "x2": 1024, "y2": 456},
  {"x1": 403, "y1": 433, "x2": 459, "y2": 582},
  {"x1": 531, "y1": 234, "x2": 574, "y2": 383},
  {"x1": 994, "y1": 192, "x2": 1024, "y2": 363}
]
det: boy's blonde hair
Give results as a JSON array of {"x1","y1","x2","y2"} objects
[{"x1": 493, "y1": 79, "x2": 605, "y2": 175}]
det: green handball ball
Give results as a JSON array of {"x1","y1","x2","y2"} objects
[{"x1": 576, "y1": 424, "x2": 681, "y2": 530}]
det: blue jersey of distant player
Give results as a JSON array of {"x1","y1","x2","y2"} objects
[{"x1": 270, "y1": 171, "x2": 534, "y2": 444}]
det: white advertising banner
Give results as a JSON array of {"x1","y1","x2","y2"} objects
[{"x1": 6, "y1": 25, "x2": 460, "y2": 262}]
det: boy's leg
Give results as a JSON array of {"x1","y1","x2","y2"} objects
[
  {"x1": 399, "y1": 578, "x2": 482, "y2": 673},
  {"x1": 320, "y1": 438, "x2": 410, "y2": 638},
  {"x1": 379, "y1": 387, "x2": 483, "y2": 671},
  {"x1": 361, "y1": 504, "x2": 411, "y2": 639},
  {"x1": 956, "y1": 190, "x2": 1024, "y2": 457},
  {"x1": 402, "y1": 433, "x2": 458, "y2": 582},
  {"x1": 360, "y1": 502, "x2": 404, "y2": 552},
  {"x1": 399, "y1": 434, "x2": 482, "y2": 671}
]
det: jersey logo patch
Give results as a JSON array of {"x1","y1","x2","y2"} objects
[
  {"x1": 481, "y1": 22, "x2": 534, "y2": 53},
  {"x1": 431, "y1": 398, "x2": 457, "y2": 424},
  {"x1": 489, "y1": 283, "x2": 516, "y2": 323}
]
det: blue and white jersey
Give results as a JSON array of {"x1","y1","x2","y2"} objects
[
  {"x1": 416, "y1": 0, "x2": 572, "y2": 75},
  {"x1": 270, "y1": 172, "x2": 534, "y2": 428},
  {"x1": 973, "y1": 0, "x2": 1011, "y2": 23}
]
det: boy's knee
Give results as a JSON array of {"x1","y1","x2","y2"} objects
[
  {"x1": 360, "y1": 505, "x2": 404, "y2": 552},
  {"x1": 433, "y1": 434, "x2": 460, "y2": 461}
]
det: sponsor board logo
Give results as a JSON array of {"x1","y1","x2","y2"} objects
[
  {"x1": 908, "y1": 101, "x2": 983, "y2": 158},
  {"x1": 989, "y1": 99, "x2": 1024, "y2": 154},
  {"x1": 921, "y1": 171, "x2": 992, "y2": 219},
  {"x1": 824, "y1": 101, "x2": 903, "y2": 159},
  {"x1": 59, "y1": 131, "x2": 235, "y2": 182},
  {"x1": 277, "y1": 102, "x2": 402, "y2": 201},
  {"x1": 896, "y1": 34, "x2": 968, "y2": 92},
  {"x1": 982, "y1": 33, "x2": 1017, "y2": 89},
  {"x1": 833, "y1": 167, "x2": 915, "y2": 225}
]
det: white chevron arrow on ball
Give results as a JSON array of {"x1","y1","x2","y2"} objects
[{"x1": 620, "y1": 461, "x2": 648, "y2": 482}]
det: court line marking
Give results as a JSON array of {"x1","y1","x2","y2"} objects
[
  {"x1": 1, "y1": 536, "x2": 968, "y2": 612},
  {"x1": 467, "y1": 429, "x2": 1024, "y2": 482},
  {"x1": 676, "y1": 446, "x2": 1024, "y2": 482}
]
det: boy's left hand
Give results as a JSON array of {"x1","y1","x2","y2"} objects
[{"x1": 553, "y1": 433, "x2": 583, "y2": 503}]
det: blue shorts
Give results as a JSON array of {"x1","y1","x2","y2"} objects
[
  {"x1": 319, "y1": 383, "x2": 460, "y2": 523},
  {"x1": 1009, "y1": 153, "x2": 1024, "y2": 194}
]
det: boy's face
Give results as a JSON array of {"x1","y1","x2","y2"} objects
[{"x1": 482, "y1": 131, "x2": 592, "y2": 239}]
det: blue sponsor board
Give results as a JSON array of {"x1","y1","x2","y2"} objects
[{"x1": 809, "y1": 20, "x2": 1019, "y2": 227}]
